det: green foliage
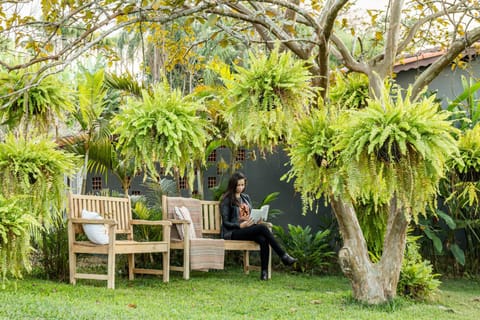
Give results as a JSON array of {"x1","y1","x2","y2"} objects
[
  {"x1": 447, "y1": 75, "x2": 480, "y2": 130},
  {"x1": 356, "y1": 201, "x2": 388, "y2": 255},
  {"x1": 0, "y1": 69, "x2": 73, "y2": 133},
  {"x1": 223, "y1": 45, "x2": 316, "y2": 152},
  {"x1": 0, "y1": 195, "x2": 37, "y2": 288},
  {"x1": 75, "y1": 69, "x2": 109, "y2": 130},
  {"x1": 0, "y1": 134, "x2": 78, "y2": 284},
  {"x1": 329, "y1": 71, "x2": 370, "y2": 109},
  {"x1": 0, "y1": 133, "x2": 79, "y2": 233},
  {"x1": 258, "y1": 192, "x2": 282, "y2": 219},
  {"x1": 35, "y1": 222, "x2": 69, "y2": 282},
  {"x1": 113, "y1": 81, "x2": 212, "y2": 187},
  {"x1": 398, "y1": 234, "x2": 441, "y2": 301},
  {"x1": 283, "y1": 106, "x2": 338, "y2": 212},
  {"x1": 335, "y1": 86, "x2": 460, "y2": 219},
  {"x1": 451, "y1": 123, "x2": 480, "y2": 185},
  {"x1": 429, "y1": 123, "x2": 480, "y2": 274},
  {"x1": 273, "y1": 224, "x2": 335, "y2": 274},
  {"x1": 417, "y1": 209, "x2": 466, "y2": 266}
]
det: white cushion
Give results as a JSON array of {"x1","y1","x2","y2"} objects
[
  {"x1": 81, "y1": 209, "x2": 109, "y2": 245},
  {"x1": 174, "y1": 206, "x2": 197, "y2": 240}
]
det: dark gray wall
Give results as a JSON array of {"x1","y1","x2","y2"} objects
[{"x1": 86, "y1": 147, "x2": 329, "y2": 232}]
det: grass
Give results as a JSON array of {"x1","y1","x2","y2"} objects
[{"x1": 1, "y1": 268, "x2": 480, "y2": 319}]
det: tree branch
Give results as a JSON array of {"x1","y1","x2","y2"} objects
[{"x1": 411, "y1": 26, "x2": 480, "y2": 98}]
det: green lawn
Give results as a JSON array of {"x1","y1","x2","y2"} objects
[{"x1": 1, "y1": 268, "x2": 479, "y2": 319}]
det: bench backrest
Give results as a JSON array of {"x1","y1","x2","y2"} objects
[
  {"x1": 162, "y1": 196, "x2": 222, "y2": 237},
  {"x1": 68, "y1": 193, "x2": 133, "y2": 237},
  {"x1": 200, "y1": 200, "x2": 222, "y2": 236}
]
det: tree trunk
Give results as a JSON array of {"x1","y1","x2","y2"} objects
[{"x1": 331, "y1": 195, "x2": 409, "y2": 304}]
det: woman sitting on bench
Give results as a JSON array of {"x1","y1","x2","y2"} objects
[{"x1": 220, "y1": 171, "x2": 297, "y2": 280}]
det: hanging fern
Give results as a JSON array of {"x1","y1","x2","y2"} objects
[
  {"x1": 223, "y1": 45, "x2": 316, "y2": 152},
  {"x1": 283, "y1": 106, "x2": 340, "y2": 212},
  {"x1": 0, "y1": 134, "x2": 80, "y2": 237},
  {"x1": 335, "y1": 86, "x2": 460, "y2": 219},
  {"x1": 0, "y1": 69, "x2": 73, "y2": 132},
  {"x1": 0, "y1": 195, "x2": 38, "y2": 288},
  {"x1": 329, "y1": 71, "x2": 370, "y2": 109},
  {"x1": 113, "y1": 81, "x2": 212, "y2": 187},
  {"x1": 443, "y1": 123, "x2": 480, "y2": 208}
]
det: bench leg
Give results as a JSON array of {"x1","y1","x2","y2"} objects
[
  {"x1": 268, "y1": 246, "x2": 272, "y2": 279},
  {"x1": 184, "y1": 240, "x2": 190, "y2": 280},
  {"x1": 69, "y1": 251, "x2": 76, "y2": 285},
  {"x1": 107, "y1": 251, "x2": 116, "y2": 289},
  {"x1": 243, "y1": 250, "x2": 250, "y2": 274},
  {"x1": 163, "y1": 251, "x2": 170, "y2": 282},
  {"x1": 128, "y1": 253, "x2": 134, "y2": 280}
]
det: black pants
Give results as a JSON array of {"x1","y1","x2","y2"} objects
[{"x1": 231, "y1": 224, "x2": 285, "y2": 271}]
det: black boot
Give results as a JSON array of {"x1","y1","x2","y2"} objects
[
  {"x1": 281, "y1": 253, "x2": 297, "y2": 266},
  {"x1": 260, "y1": 270, "x2": 268, "y2": 280}
]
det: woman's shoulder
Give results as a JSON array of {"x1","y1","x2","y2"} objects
[{"x1": 240, "y1": 193, "x2": 251, "y2": 201}]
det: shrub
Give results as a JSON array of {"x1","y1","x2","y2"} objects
[
  {"x1": 398, "y1": 234, "x2": 441, "y2": 300},
  {"x1": 273, "y1": 224, "x2": 335, "y2": 274}
]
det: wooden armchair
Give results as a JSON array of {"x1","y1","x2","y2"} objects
[{"x1": 68, "y1": 193, "x2": 171, "y2": 289}]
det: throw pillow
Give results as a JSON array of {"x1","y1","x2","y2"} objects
[
  {"x1": 81, "y1": 209, "x2": 109, "y2": 245},
  {"x1": 174, "y1": 206, "x2": 197, "y2": 240}
]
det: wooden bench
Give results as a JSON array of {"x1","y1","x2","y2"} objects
[
  {"x1": 162, "y1": 195, "x2": 271, "y2": 280},
  {"x1": 68, "y1": 193, "x2": 172, "y2": 289}
]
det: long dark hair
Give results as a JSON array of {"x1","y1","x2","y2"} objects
[{"x1": 222, "y1": 172, "x2": 247, "y2": 206}]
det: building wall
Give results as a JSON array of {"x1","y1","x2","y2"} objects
[
  {"x1": 86, "y1": 146, "x2": 329, "y2": 232},
  {"x1": 395, "y1": 55, "x2": 480, "y2": 107}
]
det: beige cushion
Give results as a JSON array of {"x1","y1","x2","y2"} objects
[
  {"x1": 174, "y1": 206, "x2": 197, "y2": 240},
  {"x1": 81, "y1": 209, "x2": 109, "y2": 244}
]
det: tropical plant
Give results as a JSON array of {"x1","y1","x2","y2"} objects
[
  {"x1": 113, "y1": 81, "x2": 212, "y2": 189},
  {"x1": 0, "y1": 133, "x2": 79, "y2": 284},
  {"x1": 257, "y1": 192, "x2": 282, "y2": 220},
  {"x1": 0, "y1": 195, "x2": 37, "y2": 288},
  {"x1": 328, "y1": 71, "x2": 370, "y2": 109},
  {"x1": 68, "y1": 68, "x2": 112, "y2": 194},
  {"x1": 0, "y1": 68, "x2": 73, "y2": 135},
  {"x1": 222, "y1": 45, "x2": 316, "y2": 153},
  {"x1": 129, "y1": 196, "x2": 165, "y2": 268},
  {"x1": 273, "y1": 224, "x2": 335, "y2": 274},
  {"x1": 0, "y1": 133, "x2": 79, "y2": 234},
  {"x1": 447, "y1": 75, "x2": 480, "y2": 130},
  {"x1": 398, "y1": 233, "x2": 441, "y2": 301},
  {"x1": 423, "y1": 123, "x2": 480, "y2": 274}
]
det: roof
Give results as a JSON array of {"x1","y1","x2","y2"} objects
[{"x1": 393, "y1": 45, "x2": 479, "y2": 73}]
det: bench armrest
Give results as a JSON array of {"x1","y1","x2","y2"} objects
[
  {"x1": 130, "y1": 219, "x2": 172, "y2": 242},
  {"x1": 70, "y1": 218, "x2": 116, "y2": 225},
  {"x1": 168, "y1": 219, "x2": 191, "y2": 225},
  {"x1": 130, "y1": 219, "x2": 172, "y2": 227}
]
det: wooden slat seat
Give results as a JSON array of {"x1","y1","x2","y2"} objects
[{"x1": 68, "y1": 193, "x2": 171, "y2": 289}]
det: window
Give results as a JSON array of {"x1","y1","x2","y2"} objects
[
  {"x1": 235, "y1": 148, "x2": 246, "y2": 161},
  {"x1": 92, "y1": 176, "x2": 102, "y2": 191},
  {"x1": 207, "y1": 176, "x2": 217, "y2": 189},
  {"x1": 207, "y1": 150, "x2": 217, "y2": 162},
  {"x1": 179, "y1": 176, "x2": 187, "y2": 190},
  {"x1": 131, "y1": 190, "x2": 141, "y2": 195}
]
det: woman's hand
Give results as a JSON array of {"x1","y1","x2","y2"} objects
[{"x1": 240, "y1": 218, "x2": 254, "y2": 228}]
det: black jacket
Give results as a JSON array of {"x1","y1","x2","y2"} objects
[{"x1": 220, "y1": 193, "x2": 253, "y2": 239}]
